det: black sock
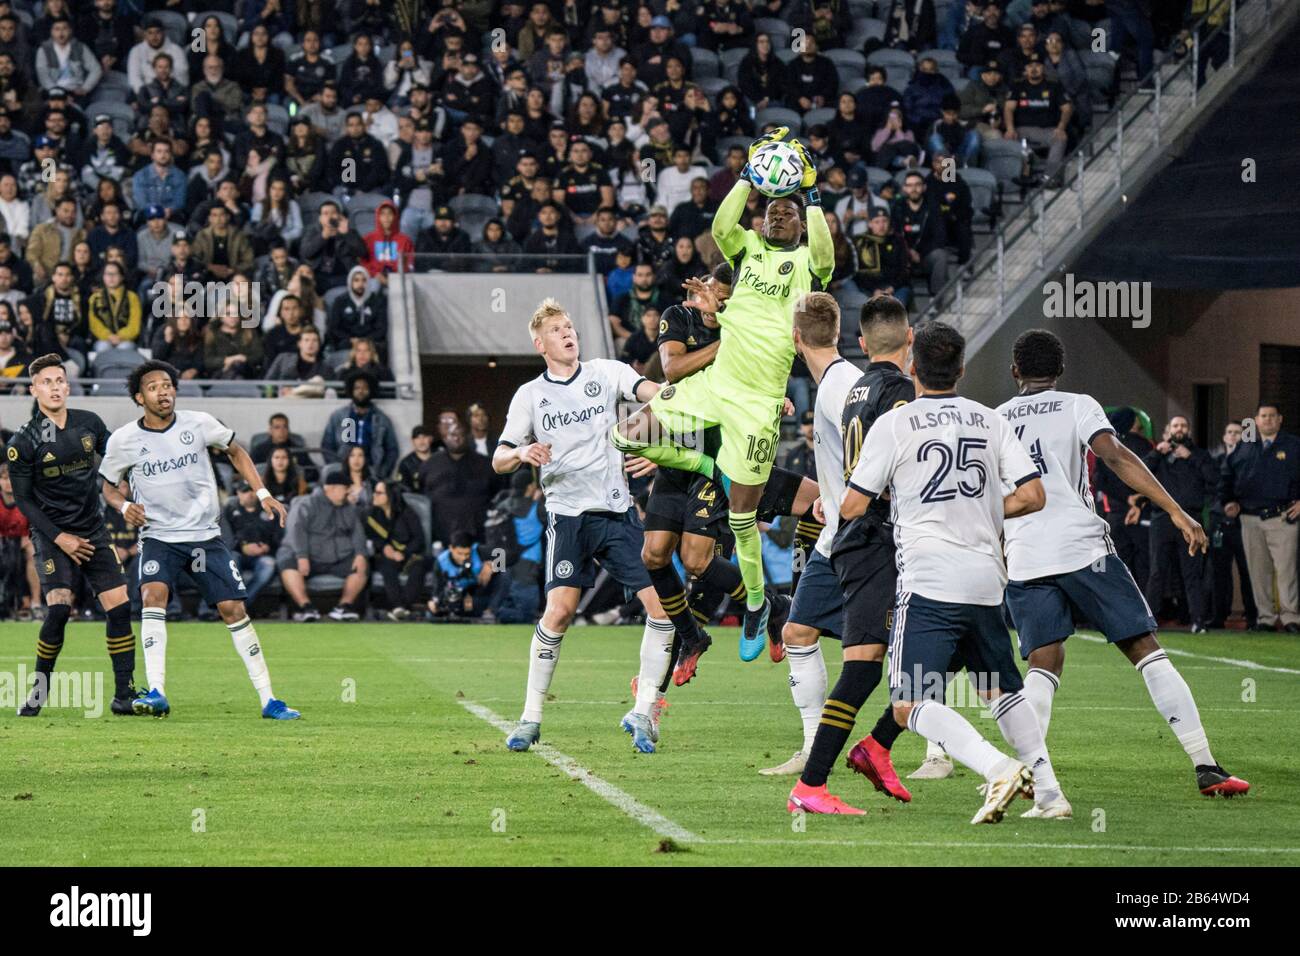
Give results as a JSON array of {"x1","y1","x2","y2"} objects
[
  {"x1": 800, "y1": 660, "x2": 883, "y2": 788},
  {"x1": 32, "y1": 604, "x2": 71, "y2": 705},
  {"x1": 869, "y1": 703, "x2": 905, "y2": 750},
  {"x1": 792, "y1": 508, "x2": 824, "y2": 594},
  {"x1": 647, "y1": 564, "x2": 701, "y2": 644},
  {"x1": 105, "y1": 603, "x2": 136, "y2": 698},
  {"x1": 694, "y1": 556, "x2": 745, "y2": 617}
]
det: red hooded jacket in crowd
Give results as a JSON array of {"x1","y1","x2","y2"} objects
[{"x1": 363, "y1": 200, "x2": 415, "y2": 277}]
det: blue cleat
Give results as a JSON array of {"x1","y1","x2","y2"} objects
[
  {"x1": 132, "y1": 688, "x2": 170, "y2": 718},
  {"x1": 262, "y1": 698, "x2": 301, "y2": 720},
  {"x1": 620, "y1": 711, "x2": 657, "y2": 753},
  {"x1": 506, "y1": 720, "x2": 541, "y2": 751},
  {"x1": 739, "y1": 597, "x2": 771, "y2": 662}
]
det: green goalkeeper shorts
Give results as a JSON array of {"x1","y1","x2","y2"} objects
[{"x1": 649, "y1": 366, "x2": 785, "y2": 485}]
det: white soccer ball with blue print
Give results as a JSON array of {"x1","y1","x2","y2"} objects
[{"x1": 747, "y1": 142, "x2": 804, "y2": 198}]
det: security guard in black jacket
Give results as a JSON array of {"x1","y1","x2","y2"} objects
[
  {"x1": 1142, "y1": 416, "x2": 1218, "y2": 630},
  {"x1": 1209, "y1": 421, "x2": 1257, "y2": 628}
]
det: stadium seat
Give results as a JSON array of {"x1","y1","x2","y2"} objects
[
  {"x1": 85, "y1": 101, "x2": 136, "y2": 144},
  {"x1": 845, "y1": 19, "x2": 886, "y2": 50},
  {"x1": 195, "y1": 10, "x2": 239, "y2": 43},
  {"x1": 979, "y1": 137, "x2": 1025, "y2": 187},
  {"x1": 347, "y1": 192, "x2": 391, "y2": 215},
  {"x1": 151, "y1": 10, "x2": 189, "y2": 47},
  {"x1": 698, "y1": 76, "x2": 731, "y2": 100},
  {"x1": 350, "y1": 210, "x2": 376, "y2": 236},
  {"x1": 619, "y1": 223, "x2": 640, "y2": 242},
  {"x1": 867, "y1": 48, "x2": 916, "y2": 78},
  {"x1": 206, "y1": 383, "x2": 265, "y2": 398},
  {"x1": 961, "y1": 167, "x2": 999, "y2": 228},
  {"x1": 1083, "y1": 51, "x2": 1117, "y2": 97},
  {"x1": 690, "y1": 47, "x2": 721, "y2": 79},
  {"x1": 717, "y1": 134, "x2": 752, "y2": 156},
  {"x1": 848, "y1": 0, "x2": 876, "y2": 18},
  {"x1": 754, "y1": 106, "x2": 802, "y2": 135},
  {"x1": 952, "y1": 76, "x2": 970, "y2": 94},
  {"x1": 95, "y1": 71, "x2": 131, "y2": 100},
  {"x1": 865, "y1": 166, "x2": 893, "y2": 191},
  {"x1": 802, "y1": 106, "x2": 837, "y2": 130},
  {"x1": 323, "y1": 287, "x2": 349, "y2": 313},
  {"x1": 825, "y1": 49, "x2": 866, "y2": 76},
  {"x1": 265, "y1": 103, "x2": 290, "y2": 137},
  {"x1": 403, "y1": 493, "x2": 433, "y2": 551},
  {"x1": 90, "y1": 347, "x2": 145, "y2": 384},
  {"x1": 774, "y1": 48, "x2": 798, "y2": 65},
  {"x1": 449, "y1": 193, "x2": 500, "y2": 220},
  {"x1": 574, "y1": 223, "x2": 598, "y2": 242},
  {"x1": 920, "y1": 49, "x2": 959, "y2": 67},
  {"x1": 720, "y1": 47, "x2": 748, "y2": 75},
  {"x1": 841, "y1": 76, "x2": 868, "y2": 95},
  {"x1": 298, "y1": 191, "x2": 335, "y2": 218},
  {"x1": 754, "y1": 17, "x2": 793, "y2": 43},
  {"x1": 330, "y1": 44, "x2": 353, "y2": 74}
]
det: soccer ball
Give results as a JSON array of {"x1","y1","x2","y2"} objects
[{"x1": 747, "y1": 142, "x2": 805, "y2": 198}]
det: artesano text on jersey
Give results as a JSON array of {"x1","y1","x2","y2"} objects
[
  {"x1": 997, "y1": 388, "x2": 1116, "y2": 580},
  {"x1": 848, "y1": 394, "x2": 1039, "y2": 606},
  {"x1": 811, "y1": 358, "x2": 861, "y2": 557},
  {"x1": 499, "y1": 359, "x2": 645, "y2": 517},
  {"x1": 99, "y1": 409, "x2": 234, "y2": 543}
]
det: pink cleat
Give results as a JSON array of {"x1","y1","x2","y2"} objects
[
  {"x1": 787, "y1": 780, "x2": 866, "y2": 815},
  {"x1": 846, "y1": 735, "x2": 912, "y2": 803}
]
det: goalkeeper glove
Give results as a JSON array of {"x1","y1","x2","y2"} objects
[
  {"x1": 742, "y1": 126, "x2": 790, "y2": 185},
  {"x1": 786, "y1": 137, "x2": 821, "y2": 206}
]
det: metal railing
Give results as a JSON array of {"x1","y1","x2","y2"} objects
[
  {"x1": 0, "y1": 377, "x2": 416, "y2": 400},
  {"x1": 408, "y1": 252, "x2": 593, "y2": 273},
  {"x1": 916, "y1": 0, "x2": 1280, "y2": 339}
]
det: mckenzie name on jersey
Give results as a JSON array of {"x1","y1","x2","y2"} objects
[
  {"x1": 4, "y1": 408, "x2": 110, "y2": 537},
  {"x1": 99, "y1": 409, "x2": 235, "y2": 543},
  {"x1": 499, "y1": 359, "x2": 645, "y2": 517},
  {"x1": 997, "y1": 388, "x2": 1116, "y2": 580}
]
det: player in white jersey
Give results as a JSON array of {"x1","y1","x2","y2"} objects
[
  {"x1": 840, "y1": 322, "x2": 1061, "y2": 824},
  {"x1": 99, "y1": 360, "x2": 300, "y2": 720},
  {"x1": 494, "y1": 299, "x2": 669, "y2": 754},
  {"x1": 756, "y1": 293, "x2": 860, "y2": 775},
  {"x1": 999, "y1": 330, "x2": 1249, "y2": 798}
]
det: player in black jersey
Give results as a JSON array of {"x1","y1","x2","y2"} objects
[
  {"x1": 638, "y1": 264, "x2": 819, "y2": 692},
  {"x1": 790, "y1": 296, "x2": 918, "y2": 814},
  {"x1": 4, "y1": 354, "x2": 139, "y2": 717}
]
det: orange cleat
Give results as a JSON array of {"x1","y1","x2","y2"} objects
[
  {"x1": 787, "y1": 780, "x2": 866, "y2": 815},
  {"x1": 1197, "y1": 765, "x2": 1250, "y2": 798},
  {"x1": 846, "y1": 735, "x2": 912, "y2": 803}
]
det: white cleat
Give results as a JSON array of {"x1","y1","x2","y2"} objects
[
  {"x1": 759, "y1": 751, "x2": 808, "y2": 776},
  {"x1": 971, "y1": 760, "x2": 1034, "y2": 825},
  {"x1": 1021, "y1": 794, "x2": 1073, "y2": 819},
  {"x1": 908, "y1": 754, "x2": 954, "y2": 779}
]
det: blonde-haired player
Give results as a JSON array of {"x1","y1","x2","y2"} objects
[{"x1": 495, "y1": 299, "x2": 670, "y2": 753}]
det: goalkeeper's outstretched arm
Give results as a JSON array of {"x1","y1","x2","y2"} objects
[
  {"x1": 712, "y1": 177, "x2": 751, "y2": 260},
  {"x1": 805, "y1": 202, "x2": 834, "y2": 286}
]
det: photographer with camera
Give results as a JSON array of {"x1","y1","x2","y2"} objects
[
  {"x1": 427, "y1": 530, "x2": 498, "y2": 622},
  {"x1": 1142, "y1": 415, "x2": 1218, "y2": 632}
]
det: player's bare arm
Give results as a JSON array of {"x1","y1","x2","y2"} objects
[
  {"x1": 659, "y1": 337, "x2": 720, "y2": 384},
  {"x1": 101, "y1": 478, "x2": 147, "y2": 528},
  {"x1": 494, "y1": 441, "x2": 551, "y2": 474},
  {"x1": 839, "y1": 486, "x2": 873, "y2": 521},
  {"x1": 1003, "y1": 475, "x2": 1046, "y2": 518},
  {"x1": 1091, "y1": 431, "x2": 1207, "y2": 554}
]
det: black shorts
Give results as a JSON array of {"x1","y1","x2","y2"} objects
[
  {"x1": 830, "y1": 515, "x2": 898, "y2": 648},
  {"x1": 688, "y1": 466, "x2": 808, "y2": 540},
  {"x1": 643, "y1": 466, "x2": 715, "y2": 536},
  {"x1": 32, "y1": 524, "x2": 127, "y2": 598}
]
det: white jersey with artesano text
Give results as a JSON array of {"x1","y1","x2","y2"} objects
[
  {"x1": 812, "y1": 357, "x2": 861, "y2": 557},
  {"x1": 848, "y1": 393, "x2": 1039, "y2": 606},
  {"x1": 99, "y1": 409, "x2": 234, "y2": 543},
  {"x1": 997, "y1": 388, "x2": 1116, "y2": 580},
  {"x1": 499, "y1": 359, "x2": 645, "y2": 516}
]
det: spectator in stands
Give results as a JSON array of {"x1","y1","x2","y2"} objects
[
  {"x1": 0, "y1": 457, "x2": 38, "y2": 620},
  {"x1": 472, "y1": 218, "x2": 523, "y2": 273},
  {"x1": 135, "y1": 205, "x2": 173, "y2": 281},
  {"x1": 36, "y1": 16, "x2": 102, "y2": 98},
  {"x1": 904, "y1": 57, "x2": 958, "y2": 137},
  {"x1": 1004, "y1": 53, "x2": 1072, "y2": 183},
  {"x1": 127, "y1": 17, "x2": 187, "y2": 94},
  {"x1": 872, "y1": 105, "x2": 922, "y2": 171},
  {"x1": 466, "y1": 402, "x2": 499, "y2": 461},
  {"x1": 635, "y1": 204, "x2": 674, "y2": 270},
  {"x1": 131, "y1": 140, "x2": 186, "y2": 223},
  {"x1": 421, "y1": 420, "x2": 494, "y2": 546},
  {"x1": 362, "y1": 200, "x2": 414, "y2": 281},
  {"x1": 86, "y1": 260, "x2": 141, "y2": 353},
  {"x1": 75, "y1": 115, "x2": 130, "y2": 195},
  {"x1": 230, "y1": 24, "x2": 286, "y2": 107},
  {"x1": 26, "y1": 196, "x2": 84, "y2": 284},
  {"x1": 300, "y1": 201, "x2": 368, "y2": 292},
  {"x1": 738, "y1": 32, "x2": 786, "y2": 111},
  {"x1": 415, "y1": 205, "x2": 473, "y2": 266},
  {"x1": 999, "y1": 22, "x2": 1043, "y2": 81},
  {"x1": 1143, "y1": 415, "x2": 1218, "y2": 631},
  {"x1": 366, "y1": 479, "x2": 430, "y2": 621},
  {"x1": 327, "y1": 111, "x2": 389, "y2": 194},
  {"x1": 1108, "y1": 0, "x2": 1154, "y2": 79},
  {"x1": 263, "y1": 290, "x2": 310, "y2": 357},
  {"x1": 620, "y1": 305, "x2": 660, "y2": 373},
  {"x1": 788, "y1": 33, "x2": 838, "y2": 113},
  {"x1": 927, "y1": 150, "x2": 975, "y2": 263},
  {"x1": 929, "y1": 94, "x2": 981, "y2": 167},
  {"x1": 385, "y1": 38, "x2": 435, "y2": 102},
  {"x1": 1209, "y1": 420, "x2": 1257, "y2": 629},
  {"x1": 852, "y1": 206, "x2": 912, "y2": 303},
  {"x1": 1220, "y1": 403, "x2": 1300, "y2": 633},
  {"x1": 334, "y1": 338, "x2": 394, "y2": 395},
  {"x1": 248, "y1": 178, "x2": 303, "y2": 255},
  {"x1": 0, "y1": 265, "x2": 22, "y2": 314},
  {"x1": 251, "y1": 411, "x2": 314, "y2": 471},
  {"x1": 667, "y1": 178, "x2": 716, "y2": 243},
  {"x1": 523, "y1": 200, "x2": 582, "y2": 273},
  {"x1": 137, "y1": 51, "x2": 187, "y2": 128},
  {"x1": 149, "y1": 310, "x2": 203, "y2": 380},
  {"x1": 284, "y1": 116, "x2": 327, "y2": 195},
  {"x1": 267, "y1": 324, "x2": 328, "y2": 395},
  {"x1": 959, "y1": 2, "x2": 1015, "y2": 80},
  {"x1": 708, "y1": 146, "x2": 747, "y2": 204},
  {"x1": 322, "y1": 369, "x2": 399, "y2": 480},
  {"x1": 192, "y1": 203, "x2": 253, "y2": 282},
  {"x1": 398, "y1": 424, "x2": 436, "y2": 494},
  {"x1": 0, "y1": 176, "x2": 28, "y2": 250},
  {"x1": 0, "y1": 305, "x2": 30, "y2": 382},
  {"x1": 77, "y1": 0, "x2": 132, "y2": 77},
  {"x1": 836, "y1": 166, "x2": 884, "y2": 239},
  {"x1": 635, "y1": 15, "x2": 692, "y2": 88},
  {"x1": 1043, "y1": 29, "x2": 1092, "y2": 131},
  {"x1": 893, "y1": 170, "x2": 950, "y2": 295},
  {"x1": 339, "y1": 444, "x2": 374, "y2": 509},
  {"x1": 28, "y1": 259, "x2": 84, "y2": 336},
  {"x1": 609, "y1": 261, "x2": 664, "y2": 343},
  {"x1": 552, "y1": 139, "x2": 613, "y2": 226},
  {"x1": 203, "y1": 301, "x2": 264, "y2": 380},
  {"x1": 155, "y1": 230, "x2": 205, "y2": 288},
  {"x1": 327, "y1": 266, "x2": 388, "y2": 354},
  {"x1": 278, "y1": 470, "x2": 369, "y2": 623},
  {"x1": 220, "y1": 479, "x2": 282, "y2": 606},
  {"x1": 262, "y1": 446, "x2": 310, "y2": 504},
  {"x1": 960, "y1": 59, "x2": 1009, "y2": 141},
  {"x1": 656, "y1": 236, "x2": 706, "y2": 305},
  {"x1": 879, "y1": 0, "x2": 938, "y2": 51},
  {"x1": 580, "y1": 209, "x2": 632, "y2": 277},
  {"x1": 190, "y1": 55, "x2": 243, "y2": 127}
]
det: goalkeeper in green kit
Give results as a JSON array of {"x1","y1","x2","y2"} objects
[{"x1": 613, "y1": 128, "x2": 834, "y2": 661}]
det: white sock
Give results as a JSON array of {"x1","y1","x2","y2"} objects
[
  {"x1": 786, "y1": 641, "x2": 827, "y2": 753},
  {"x1": 1022, "y1": 668, "x2": 1060, "y2": 738},
  {"x1": 634, "y1": 618, "x2": 674, "y2": 717},
  {"x1": 992, "y1": 692, "x2": 1060, "y2": 802},
  {"x1": 908, "y1": 700, "x2": 1007, "y2": 780},
  {"x1": 1137, "y1": 649, "x2": 1214, "y2": 767},
  {"x1": 140, "y1": 608, "x2": 168, "y2": 696},
  {"x1": 228, "y1": 616, "x2": 274, "y2": 707},
  {"x1": 926, "y1": 738, "x2": 949, "y2": 760},
  {"x1": 522, "y1": 623, "x2": 564, "y2": 723}
]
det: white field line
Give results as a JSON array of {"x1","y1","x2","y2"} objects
[
  {"x1": 1075, "y1": 634, "x2": 1300, "y2": 675},
  {"x1": 464, "y1": 697, "x2": 1290, "y2": 714},
  {"x1": 696, "y1": 838, "x2": 1300, "y2": 855},
  {"x1": 457, "y1": 698, "x2": 701, "y2": 845}
]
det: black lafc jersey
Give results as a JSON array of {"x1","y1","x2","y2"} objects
[
  {"x1": 841, "y1": 360, "x2": 915, "y2": 519},
  {"x1": 658, "y1": 304, "x2": 720, "y2": 354},
  {"x1": 4, "y1": 407, "x2": 111, "y2": 538}
]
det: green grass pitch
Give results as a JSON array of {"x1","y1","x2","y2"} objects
[{"x1": 1, "y1": 621, "x2": 1297, "y2": 866}]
